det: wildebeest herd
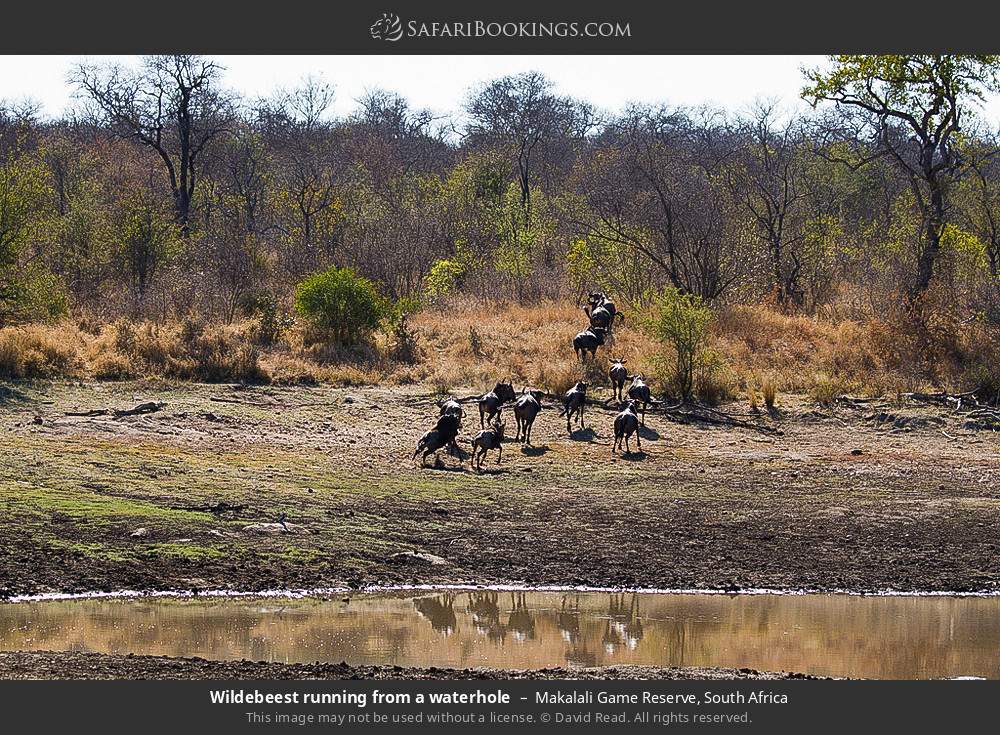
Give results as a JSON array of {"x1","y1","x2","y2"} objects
[{"x1": 413, "y1": 292, "x2": 656, "y2": 471}]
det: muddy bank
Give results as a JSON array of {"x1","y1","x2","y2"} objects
[
  {"x1": 2, "y1": 381, "x2": 1000, "y2": 598},
  {"x1": 0, "y1": 651, "x2": 816, "y2": 680}
]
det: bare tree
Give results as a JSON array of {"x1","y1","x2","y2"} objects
[
  {"x1": 72, "y1": 55, "x2": 231, "y2": 233},
  {"x1": 568, "y1": 106, "x2": 746, "y2": 302},
  {"x1": 466, "y1": 72, "x2": 595, "y2": 222},
  {"x1": 726, "y1": 104, "x2": 811, "y2": 306}
]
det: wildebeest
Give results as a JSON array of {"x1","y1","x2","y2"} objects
[
  {"x1": 413, "y1": 411, "x2": 462, "y2": 466},
  {"x1": 471, "y1": 419, "x2": 506, "y2": 471},
  {"x1": 612, "y1": 400, "x2": 642, "y2": 454},
  {"x1": 626, "y1": 375, "x2": 651, "y2": 426},
  {"x1": 438, "y1": 398, "x2": 464, "y2": 419},
  {"x1": 585, "y1": 292, "x2": 624, "y2": 334},
  {"x1": 572, "y1": 326, "x2": 607, "y2": 361},
  {"x1": 479, "y1": 379, "x2": 516, "y2": 428},
  {"x1": 560, "y1": 381, "x2": 588, "y2": 434},
  {"x1": 608, "y1": 358, "x2": 628, "y2": 401},
  {"x1": 437, "y1": 398, "x2": 465, "y2": 454},
  {"x1": 513, "y1": 388, "x2": 544, "y2": 445}
]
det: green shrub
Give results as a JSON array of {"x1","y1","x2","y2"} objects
[
  {"x1": 294, "y1": 266, "x2": 390, "y2": 346},
  {"x1": 644, "y1": 286, "x2": 715, "y2": 399},
  {"x1": 423, "y1": 256, "x2": 467, "y2": 301}
]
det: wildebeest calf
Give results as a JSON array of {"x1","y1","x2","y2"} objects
[
  {"x1": 413, "y1": 411, "x2": 462, "y2": 466},
  {"x1": 513, "y1": 388, "x2": 544, "y2": 445},
  {"x1": 479, "y1": 380, "x2": 516, "y2": 428},
  {"x1": 560, "y1": 381, "x2": 588, "y2": 434},
  {"x1": 613, "y1": 400, "x2": 642, "y2": 454},
  {"x1": 627, "y1": 375, "x2": 651, "y2": 426},
  {"x1": 609, "y1": 358, "x2": 628, "y2": 401},
  {"x1": 471, "y1": 420, "x2": 506, "y2": 471},
  {"x1": 573, "y1": 326, "x2": 607, "y2": 361}
]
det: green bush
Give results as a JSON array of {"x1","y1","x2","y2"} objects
[
  {"x1": 644, "y1": 286, "x2": 715, "y2": 399},
  {"x1": 0, "y1": 265, "x2": 69, "y2": 326},
  {"x1": 294, "y1": 266, "x2": 390, "y2": 346}
]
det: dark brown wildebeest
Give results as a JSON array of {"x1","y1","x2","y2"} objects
[
  {"x1": 513, "y1": 388, "x2": 544, "y2": 445},
  {"x1": 560, "y1": 381, "x2": 588, "y2": 434},
  {"x1": 471, "y1": 419, "x2": 506, "y2": 471},
  {"x1": 573, "y1": 326, "x2": 607, "y2": 361},
  {"x1": 612, "y1": 400, "x2": 642, "y2": 454},
  {"x1": 608, "y1": 358, "x2": 628, "y2": 401},
  {"x1": 479, "y1": 379, "x2": 516, "y2": 428}
]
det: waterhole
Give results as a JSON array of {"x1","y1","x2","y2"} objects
[{"x1": 2, "y1": 589, "x2": 999, "y2": 678}]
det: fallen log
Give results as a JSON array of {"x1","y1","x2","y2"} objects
[
  {"x1": 65, "y1": 401, "x2": 165, "y2": 418},
  {"x1": 663, "y1": 403, "x2": 779, "y2": 435},
  {"x1": 113, "y1": 401, "x2": 165, "y2": 417}
]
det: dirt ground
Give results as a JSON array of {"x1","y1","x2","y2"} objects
[
  {"x1": 2, "y1": 379, "x2": 1000, "y2": 598},
  {"x1": 0, "y1": 651, "x2": 815, "y2": 680}
]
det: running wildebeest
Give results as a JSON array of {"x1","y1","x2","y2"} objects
[
  {"x1": 585, "y1": 292, "x2": 624, "y2": 334},
  {"x1": 471, "y1": 419, "x2": 506, "y2": 471},
  {"x1": 560, "y1": 381, "x2": 588, "y2": 434},
  {"x1": 479, "y1": 379, "x2": 516, "y2": 428},
  {"x1": 413, "y1": 411, "x2": 462, "y2": 467},
  {"x1": 437, "y1": 398, "x2": 465, "y2": 454},
  {"x1": 612, "y1": 400, "x2": 642, "y2": 454},
  {"x1": 626, "y1": 374, "x2": 651, "y2": 426},
  {"x1": 438, "y1": 398, "x2": 464, "y2": 419},
  {"x1": 513, "y1": 388, "x2": 544, "y2": 445},
  {"x1": 608, "y1": 358, "x2": 628, "y2": 401},
  {"x1": 573, "y1": 326, "x2": 607, "y2": 361}
]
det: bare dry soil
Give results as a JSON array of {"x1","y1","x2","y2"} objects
[{"x1": 2, "y1": 380, "x2": 999, "y2": 598}]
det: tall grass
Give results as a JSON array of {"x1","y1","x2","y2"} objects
[{"x1": 0, "y1": 299, "x2": 987, "y2": 400}]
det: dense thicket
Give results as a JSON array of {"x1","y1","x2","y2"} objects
[{"x1": 2, "y1": 55, "x2": 1000, "y2": 387}]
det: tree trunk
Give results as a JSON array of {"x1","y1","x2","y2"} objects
[{"x1": 912, "y1": 176, "x2": 945, "y2": 297}]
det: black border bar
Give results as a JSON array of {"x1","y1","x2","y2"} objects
[{"x1": 2, "y1": 0, "x2": 999, "y2": 54}]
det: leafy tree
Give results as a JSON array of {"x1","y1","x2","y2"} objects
[
  {"x1": 803, "y1": 55, "x2": 1000, "y2": 296},
  {"x1": 0, "y1": 142, "x2": 62, "y2": 324},
  {"x1": 110, "y1": 188, "x2": 181, "y2": 311}
]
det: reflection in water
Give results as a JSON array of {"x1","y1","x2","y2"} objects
[
  {"x1": 3, "y1": 590, "x2": 1000, "y2": 679},
  {"x1": 413, "y1": 593, "x2": 457, "y2": 636}
]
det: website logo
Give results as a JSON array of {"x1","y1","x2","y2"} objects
[{"x1": 370, "y1": 12, "x2": 404, "y2": 42}]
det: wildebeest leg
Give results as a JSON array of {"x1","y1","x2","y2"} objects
[
  {"x1": 497, "y1": 444, "x2": 502, "y2": 464},
  {"x1": 479, "y1": 405, "x2": 485, "y2": 429},
  {"x1": 581, "y1": 404, "x2": 585, "y2": 429},
  {"x1": 526, "y1": 420, "x2": 532, "y2": 445},
  {"x1": 641, "y1": 404, "x2": 646, "y2": 426},
  {"x1": 636, "y1": 430, "x2": 641, "y2": 451}
]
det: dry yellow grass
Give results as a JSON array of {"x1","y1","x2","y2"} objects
[
  {"x1": 0, "y1": 324, "x2": 84, "y2": 379},
  {"x1": 0, "y1": 299, "x2": 984, "y2": 401}
]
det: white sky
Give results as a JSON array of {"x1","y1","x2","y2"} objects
[{"x1": 3, "y1": 55, "x2": 1000, "y2": 123}]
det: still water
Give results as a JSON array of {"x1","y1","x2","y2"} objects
[{"x1": 2, "y1": 589, "x2": 999, "y2": 679}]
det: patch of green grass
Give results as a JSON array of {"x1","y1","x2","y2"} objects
[
  {"x1": 275, "y1": 546, "x2": 325, "y2": 564},
  {"x1": 1, "y1": 481, "x2": 212, "y2": 526}
]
